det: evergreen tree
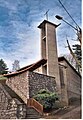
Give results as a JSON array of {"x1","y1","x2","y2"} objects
[
  {"x1": 0, "y1": 59, "x2": 8, "y2": 74},
  {"x1": 72, "y1": 44, "x2": 81, "y2": 73}
]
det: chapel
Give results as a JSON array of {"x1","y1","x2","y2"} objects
[{"x1": 0, "y1": 20, "x2": 81, "y2": 119}]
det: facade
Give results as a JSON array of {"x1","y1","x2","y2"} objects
[{"x1": 0, "y1": 20, "x2": 81, "y2": 119}]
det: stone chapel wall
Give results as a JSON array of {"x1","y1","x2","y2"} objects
[{"x1": 28, "y1": 71, "x2": 56, "y2": 97}]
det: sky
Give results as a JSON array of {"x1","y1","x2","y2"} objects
[{"x1": 0, "y1": 0, "x2": 81, "y2": 70}]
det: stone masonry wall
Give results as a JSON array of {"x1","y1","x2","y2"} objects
[
  {"x1": 0, "y1": 83, "x2": 17, "y2": 119},
  {"x1": 6, "y1": 71, "x2": 29, "y2": 104},
  {"x1": 28, "y1": 71, "x2": 56, "y2": 97},
  {"x1": 0, "y1": 83, "x2": 27, "y2": 119}
]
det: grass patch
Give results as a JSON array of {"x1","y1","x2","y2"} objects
[{"x1": 0, "y1": 76, "x2": 7, "y2": 80}]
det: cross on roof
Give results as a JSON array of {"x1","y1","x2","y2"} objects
[{"x1": 44, "y1": 9, "x2": 49, "y2": 20}]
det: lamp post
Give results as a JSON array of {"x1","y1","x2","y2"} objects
[
  {"x1": 55, "y1": 15, "x2": 78, "y2": 30},
  {"x1": 55, "y1": 15, "x2": 82, "y2": 44}
]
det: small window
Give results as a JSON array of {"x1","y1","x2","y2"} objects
[
  {"x1": 59, "y1": 67, "x2": 65, "y2": 88},
  {"x1": 43, "y1": 65, "x2": 47, "y2": 75}
]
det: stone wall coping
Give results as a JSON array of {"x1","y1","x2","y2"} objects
[{"x1": 29, "y1": 71, "x2": 55, "y2": 79}]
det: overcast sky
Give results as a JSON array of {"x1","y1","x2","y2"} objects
[{"x1": 0, "y1": 0, "x2": 81, "y2": 70}]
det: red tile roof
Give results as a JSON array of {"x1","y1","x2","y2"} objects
[
  {"x1": 4, "y1": 59, "x2": 47, "y2": 77},
  {"x1": 4, "y1": 56, "x2": 81, "y2": 77}
]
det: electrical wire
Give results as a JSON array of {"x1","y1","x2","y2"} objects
[{"x1": 58, "y1": 0, "x2": 80, "y2": 29}]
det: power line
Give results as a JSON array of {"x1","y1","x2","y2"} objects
[{"x1": 58, "y1": 0, "x2": 80, "y2": 29}]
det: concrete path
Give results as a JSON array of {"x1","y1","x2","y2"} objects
[
  {"x1": 43, "y1": 105, "x2": 81, "y2": 119},
  {"x1": 59, "y1": 106, "x2": 81, "y2": 119}
]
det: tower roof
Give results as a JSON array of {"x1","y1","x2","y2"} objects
[{"x1": 38, "y1": 20, "x2": 61, "y2": 28}]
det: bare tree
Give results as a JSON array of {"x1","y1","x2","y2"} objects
[
  {"x1": 12, "y1": 60, "x2": 20, "y2": 72},
  {"x1": 64, "y1": 54, "x2": 76, "y2": 68}
]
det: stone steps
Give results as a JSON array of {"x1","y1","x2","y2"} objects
[{"x1": 26, "y1": 107, "x2": 43, "y2": 119}]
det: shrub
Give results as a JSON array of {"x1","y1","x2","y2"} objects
[{"x1": 33, "y1": 89, "x2": 59, "y2": 110}]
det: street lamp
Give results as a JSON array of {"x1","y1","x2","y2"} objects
[
  {"x1": 55, "y1": 15, "x2": 78, "y2": 31},
  {"x1": 55, "y1": 15, "x2": 82, "y2": 44}
]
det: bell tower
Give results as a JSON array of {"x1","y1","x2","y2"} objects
[{"x1": 38, "y1": 20, "x2": 61, "y2": 93}]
